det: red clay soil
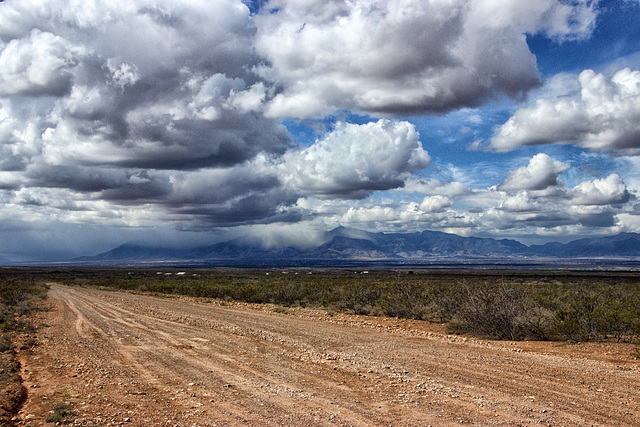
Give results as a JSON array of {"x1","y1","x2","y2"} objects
[{"x1": 12, "y1": 284, "x2": 640, "y2": 426}]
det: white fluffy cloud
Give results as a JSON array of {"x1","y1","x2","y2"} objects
[
  {"x1": 403, "y1": 178, "x2": 471, "y2": 198},
  {"x1": 0, "y1": 29, "x2": 82, "y2": 96},
  {"x1": 498, "y1": 153, "x2": 570, "y2": 191},
  {"x1": 419, "y1": 195, "x2": 453, "y2": 213},
  {"x1": 0, "y1": 0, "x2": 288, "y2": 172},
  {"x1": 279, "y1": 120, "x2": 430, "y2": 199},
  {"x1": 496, "y1": 154, "x2": 630, "y2": 208},
  {"x1": 572, "y1": 174, "x2": 630, "y2": 205},
  {"x1": 492, "y1": 68, "x2": 640, "y2": 154},
  {"x1": 330, "y1": 152, "x2": 634, "y2": 239},
  {"x1": 255, "y1": 0, "x2": 597, "y2": 118},
  {"x1": 491, "y1": 157, "x2": 633, "y2": 234}
]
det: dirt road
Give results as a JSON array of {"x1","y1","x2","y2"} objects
[{"x1": 14, "y1": 284, "x2": 640, "y2": 426}]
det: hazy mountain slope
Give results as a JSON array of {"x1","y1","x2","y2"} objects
[
  {"x1": 70, "y1": 229, "x2": 640, "y2": 265},
  {"x1": 531, "y1": 232, "x2": 640, "y2": 257}
]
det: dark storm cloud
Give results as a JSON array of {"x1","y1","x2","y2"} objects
[
  {"x1": 100, "y1": 173, "x2": 173, "y2": 202},
  {"x1": 170, "y1": 194, "x2": 301, "y2": 227},
  {"x1": 166, "y1": 164, "x2": 300, "y2": 226},
  {"x1": 0, "y1": 0, "x2": 303, "y2": 234},
  {"x1": 25, "y1": 164, "x2": 128, "y2": 192}
]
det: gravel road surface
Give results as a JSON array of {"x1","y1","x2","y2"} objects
[{"x1": 15, "y1": 284, "x2": 640, "y2": 426}]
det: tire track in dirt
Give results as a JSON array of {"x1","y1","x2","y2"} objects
[
  {"x1": 46, "y1": 286, "x2": 436, "y2": 425},
  {"x1": 53, "y1": 289, "x2": 372, "y2": 425},
  {"x1": 16, "y1": 284, "x2": 640, "y2": 426},
  {"x1": 110, "y1": 289, "x2": 635, "y2": 425}
]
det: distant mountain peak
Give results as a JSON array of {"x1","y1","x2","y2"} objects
[{"x1": 69, "y1": 230, "x2": 640, "y2": 266}]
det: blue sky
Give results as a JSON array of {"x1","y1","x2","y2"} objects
[{"x1": 0, "y1": 0, "x2": 639, "y2": 261}]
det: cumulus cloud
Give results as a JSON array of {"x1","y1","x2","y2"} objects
[
  {"x1": 0, "y1": 0, "x2": 303, "y2": 239},
  {"x1": 495, "y1": 154, "x2": 630, "y2": 209},
  {"x1": 403, "y1": 177, "x2": 471, "y2": 198},
  {"x1": 491, "y1": 68, "x2": 640, "y2": 155},
  {"x1": 255, "y1": 0, "x2": 597, "y2": 118},
  {"x1": 479, "y1": 155, "x2": 634, "y2": 238},
  {"x1": 500, "y1": 191, "x2": 543, "y2": 213},
  {"x1": 0, "y1": 0, "x2": 290, "y2": 173},
  {"x1": 0, "y1": 29, "x2": 82, "y2": 96},
  {"x1": 498, "y1": 153, "x2": 570, "y2": 191},
  {"x1": 419, "y1": 195, "x2": 453, "y2": 213},
  {"x1": 341, "y1": 153, "x2": 633, "y2": 238},
  {"x1": 571, "y1": 174, "x2": 631, "y2": 205},
  {"x1": 279, "y1": 120, "x2": 430, "y2": 199},
  {"x1": 311, "y1": 151, "x2": 633, "y2": 239}
]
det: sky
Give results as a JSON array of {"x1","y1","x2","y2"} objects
[{"x1": 1, "y1": 0, "x2": 640, "y2": 262}]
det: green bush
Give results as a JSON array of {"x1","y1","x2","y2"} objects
[{"x1": 376, "y1": 282, "x2": 429, "y2": 319}]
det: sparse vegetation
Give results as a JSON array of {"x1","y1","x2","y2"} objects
[
  {"x1": 45, "y1": 402, "x2": 77, "y2": 424},
  {"x1": 1, "y1": 267, "x2": 639, "y2": 344},
  {"x1": 273, "y1": 305, "x2": 288, "y2": 314},
  {"x1": 0, "y1": 270, "x2": 49, "y2": 424},
  {"x1": 633, "y1": 338, "x2": 640, "y2": 359}
]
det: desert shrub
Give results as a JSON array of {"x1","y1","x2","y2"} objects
[
  {"x1": 426, "y1": 284, "x2": 461, "y2": 323},
  {"x1": 272, "y1": 282, "x2": 304, "y2": 306},
  {"x1": 45, "y1": 402, "x2": 76, "y2": 424},
  {"x1": 517, "y1": 299, "x2": 556, "y2": 340},
  {"x1": 452, "y1": 283, "x2": 529, "y2": 340},
  {"x1": 336, "y1": 280, "x2": 383, "y2": 315},
  {"x1": 448, "y1": 280, "x2": 559, "y2": 340},
  {"x1": 0, "y1": 308, "x2": 12, "y2": 333},
  {"x1": 375, "y1": 281, "x2": 430, "y2": 319},
  {"x1": 0, "y1": 273, "x2": 48, "y2": 423},
  {"x1": 0, "y1": 278, "x2": 49, "y2": 315},
  {"x1": 273, "y1": 305, "x2": 288, "y2": 314},
  {"x1": 549, "y1": 285, "x2": 639, "y2": 341},
  {"x1": 594, "y1": 299, "x2": 639, "y2": 342},
  {"x1": 6, "y1": 267, "x2": 638, "y2": 344},
  {"x1": 0, "y1": 335, "x2": 13, "y2": 353},
  {"x1": 2, "y1": 288, "x2": 29, "y2": 308}
]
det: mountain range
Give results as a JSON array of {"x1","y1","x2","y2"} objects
[{"x1": 70, "y1": 227, "x2": 640, "y2": 267}]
